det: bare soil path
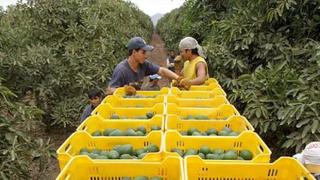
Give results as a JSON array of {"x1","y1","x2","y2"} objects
[{"x1": 147, "y1": 32, "x2": 170, "y2": 87}]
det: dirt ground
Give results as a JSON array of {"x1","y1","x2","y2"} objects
[
  {"x1": 141, "y1": 32, "x2": 171, "y2": 88},
  {"x1": 37, "y1": 128, "x2": 73, "y2": 180},
  {"x1": 148, "y1": 32, "x2": 170, "y2": 87},
  {"x1": 41, "y1": 32, "x2": 169, "y2": 180}
]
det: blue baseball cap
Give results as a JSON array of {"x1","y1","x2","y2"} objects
[{"x1": 127, "y1": 37, "x2": 154, "y2": 51}]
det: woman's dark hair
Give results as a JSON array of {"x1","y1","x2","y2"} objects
[{"x1": 191, "y1": 48, "x2": 199, "y2": 55}]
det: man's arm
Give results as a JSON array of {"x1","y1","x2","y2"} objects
[
  {"x1": 105, "y1": 67, "x2": 125, "y2": 95},
  {"x1": 158, "y1": 67, "x2": 180, "y2": 80},
  {"x1": 190, "y1": 62, "x2": 207, "y2": 85},
  {"x1": 105, "y1": 87, "x2": 116, "y2": 95}
]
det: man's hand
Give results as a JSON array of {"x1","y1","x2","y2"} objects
[
  {"x1": 158, "y1": 67, "x2": 179, "y2": 81},
  {"x1": 179, "y1": 78, "x2": 192, "y2": 90},
  {"x1": 172, "y1": 80, "x2": 178, "y2": 87},
  {"x1": 177, "y1": 76, "x2": 184, "y2": 83},
  {"x1": 172, "y1": 76, "x2": 184, "y2": 87},
  {"x1": 105, "y1": 87, "x2": 116, "y2": 95},
  {"x1": 129, "y1": 82, "x2": 142, "y2": 90},
  {"x1": 124, "y1": 85, "x2": 136, "y2": 96}
]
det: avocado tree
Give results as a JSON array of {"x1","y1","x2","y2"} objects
[
  {"x1": 157, "y1": 0, "x2": 320, "y2": 154},
  {"x1": 0, "y1": 0, "x2": 153, "y2": 128},
  {"x1": 0, "y1": 0, "x2": 153, "y2": 178}
]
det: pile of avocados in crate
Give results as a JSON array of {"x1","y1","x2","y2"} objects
[{"x1": 56, "y1": 78, "x2": 315, "y2": 180}]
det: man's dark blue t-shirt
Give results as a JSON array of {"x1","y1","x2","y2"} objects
[{"x1": 109, "y1": 59, "x2": 160, "y2": 88}]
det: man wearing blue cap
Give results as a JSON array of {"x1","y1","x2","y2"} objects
[{"x1": 106, "y1": 37, "x2": 180, "y2": 94}]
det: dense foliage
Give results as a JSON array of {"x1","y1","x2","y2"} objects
[
  {"x1": 0, "y1": 0, "x2": 153, "y2": 127},
  {"x1": 157, "y1": 0, "x2": 320, "y2": 154},
  {"x1": 0, "y1": 0, "x2": 152, "y2": 178},
  {"x1": 0, "y1": 78, "x2": 55, "y2": 179}
]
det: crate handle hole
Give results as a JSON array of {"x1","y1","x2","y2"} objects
[
  {"x1": 144, "y1": 141, "x2": 149, "y2": 146},
  {"x1": 201, "y1": 167, "x2": 208, "y2": 172},
  {"x1": 259, "y1": 145, "x2": 264, "y2": 152},
  {"x1": 268, "y1": 169, "x2": 278, "y2": 176},
  {"x1": 65, "y1": 144, "x2": 71, "y2": 152}
]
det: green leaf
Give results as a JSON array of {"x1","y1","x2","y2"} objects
[
  {"x1": 311, "y1": 120, "x2": 319, "y2": 134},
  {"x1": 302, "y1": 134, "x2": 310, "y2": 144},
  {"x1": 296, "y1": 104, "x2": 305, "y2": 120},
  {"x1": 274, "y1": 61, "x2": 287, "y2": 74},
  {"x1": 296, "y1": 119, "x2": 310, "y2": 128},
  {"x1": 287, "y1": 131, "x2": 299, "y2": 139},
  {"x1": 256, "y1": 108, "x2": 261, "y2": 118},
  {"x1": 282, "y1": 139, "x2": 294, "y2": 148},
  {"x1": 302, "y1": 125, "x2": 311, "y2": 138},
  {"x1": 5, "y1": 133, "x2": 15, "y2": 144}
]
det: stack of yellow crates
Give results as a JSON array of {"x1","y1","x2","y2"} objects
[
  {"x1": 56, "y1": 87, "x2": 184, "y2": 179},
  {"x1": 56, "y1": 78, "x2": 314, "y2": 180}
]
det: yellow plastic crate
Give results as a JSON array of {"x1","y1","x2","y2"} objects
[
  {"x1": 185, "y1": 156, "x2": 315, "y2": 180},
  {"x1": 102, "y1": 95, "x2": 164, "y2": 108},
  {"x1": 114, "y1": 87, "x2": 169, "y2": 97},
  {"x1": 166, "y1": 115, "x2": 254, "y2": 132},
  {"x1": 167, "y1": 103, "x2": 239, "y2": 120},
  {"x1": 77, "y1": 114, "x2": 164, "y2": 135},
  {"x1": 171, "y1": 87, "x2": 226, "y2": 98},
  {"x1": 189, "y1": 83, "x2": 222, "y2": 91},
  {"x1": 167, "y1": 95, "x2": 229, "y2": 108},
  {"x1": 57, "y1": 131, "x2": 163, "y2": 170},
  {"x1": 92, "y1": 103, "x2": 164, "y2": 119},
  {"x1": 164, "y1": 130, "x2": 271, "y2": 163},
  {"x1": 56, "y1": 156, "x2": 184, "y2": 180}
]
